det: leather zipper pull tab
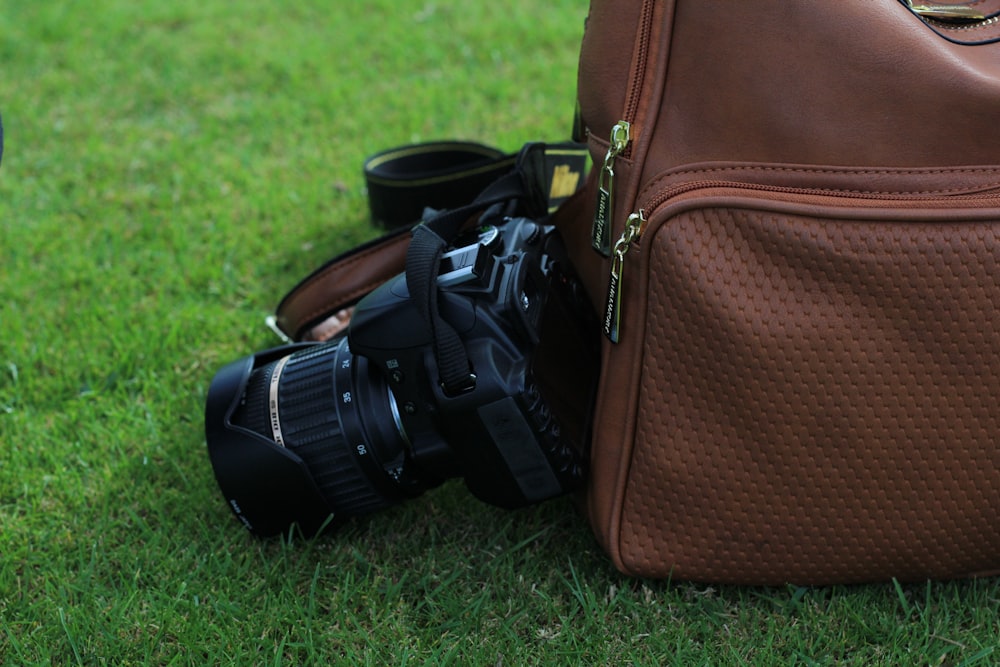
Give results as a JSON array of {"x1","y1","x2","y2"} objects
[{"x1": 592, "y1": 121, "x2": 631, "y2": 257}]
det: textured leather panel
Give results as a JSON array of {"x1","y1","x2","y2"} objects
[{"x1": 615, "y1": 203, "x2": 1000, "y2": 584}]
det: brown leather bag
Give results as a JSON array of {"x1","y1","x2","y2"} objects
[{"x1": 562, "y1": 0, "x2": 1000, "y2": 584}]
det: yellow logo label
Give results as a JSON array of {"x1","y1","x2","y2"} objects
[{"x1": 549, "y1": 164, "x2": 581, "y2": 200}]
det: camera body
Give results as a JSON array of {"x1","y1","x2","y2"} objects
[
  {"x1": 349, "y1": 217, "x2": 592, "y2": 508},
  {"x1": 205, "y1": 216, "x2": 598, "y2": 537}
]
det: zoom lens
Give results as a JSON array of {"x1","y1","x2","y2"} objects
[{"x1": 216, "y1": 338, "x2": 415, "y2": 533}]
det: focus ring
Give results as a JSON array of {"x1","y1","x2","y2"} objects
[{"x1": 278, "y1": 341, "x2": 396, "y2": 518}]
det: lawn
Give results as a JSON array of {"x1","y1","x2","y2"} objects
[{"x1": 1, "y1": 1, "x2": 998, "y2": 665}]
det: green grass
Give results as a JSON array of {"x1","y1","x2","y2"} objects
[{"x1": 1, "y1": 1, "x2": 999, "y2": 664}]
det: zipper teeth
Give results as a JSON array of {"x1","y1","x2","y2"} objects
[
  {"x1": 640, "y1": 180, "x2": 1000, "y2": 215},
  {"x1": 621, "y1": 0, "x2": 657, "y2": 157}
]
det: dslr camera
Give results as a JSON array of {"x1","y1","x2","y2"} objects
[{"x1": 205, "y1": 215, "x2": 598, "y2": 537}]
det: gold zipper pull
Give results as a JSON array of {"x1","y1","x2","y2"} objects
[
  {"x1": 603, "y1": 210, "x2": 646, "y2": 343},
  {"x1": 903, "y1": 0, "x2": 985, "y2": 21},
  {"x1": 592, "y1": 121, "x2": 631, "y2": 257}
]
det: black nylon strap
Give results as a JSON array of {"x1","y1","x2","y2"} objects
[
  {"x1": 363, "y1": 140, "x2": 589, "y2": 230},
  {"x1": 405, "y1": 168, "x2": 532, "y2": 395},
  {"x1": 364, "y1": 142, "x2": 515, "y2": 229},
  {"x1": 405, "y1": 224, "x2": 474, "y2": 394}
]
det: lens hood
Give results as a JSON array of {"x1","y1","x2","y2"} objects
[{"x1": 205, "y1": 344, "x2": 335, "y2": 537}]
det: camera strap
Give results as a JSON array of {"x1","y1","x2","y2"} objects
[
  {"x1": 405, "y1": 141, "x2": 590, "y2": 395},
  {"x1": 271, "y1": 141, "x2": 587, "y2": 346},
  {"x1": 363, "y1": 141, "x2": 516, "y2": 230},
  {"x1": 405, "y1": 162, "x2": 538, "y2": 396}
]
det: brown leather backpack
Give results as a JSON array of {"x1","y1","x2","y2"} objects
[{"x1": 559, "y1": 0, "x2": 1000, "y2": 584}]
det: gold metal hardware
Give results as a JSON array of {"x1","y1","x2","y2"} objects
[{"x1": 904, "y1": 0, "x2": 986, "y2": 21}]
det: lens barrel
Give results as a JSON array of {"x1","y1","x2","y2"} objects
[{"x1": 207, "y1": 339, "x2": 411, "y2": 536}]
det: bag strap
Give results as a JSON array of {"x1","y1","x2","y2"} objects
[
  {"x1": 270, "y1": 224, "x2": 413, "y2": 342},
  {"x1": 364, "y1": 141, "x2": 516, "y2": 230},
  {"x1": 271, "y1": 141, "x2": 587, "y2": 343}
]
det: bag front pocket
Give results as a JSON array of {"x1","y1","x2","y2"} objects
[{"x1": 592, "y1": 181, "x2": 1000, "y2": 584}]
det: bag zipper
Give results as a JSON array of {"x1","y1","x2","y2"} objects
[
  {"x1": 590, "y1": 0, "x2": 657, "y2": 257},
  {"x1": 901, "y1": 0, "x2": 988, "y2": 22},
  {"x1": 603, "y1": 180, "x2": 1000, "y2": 343}
]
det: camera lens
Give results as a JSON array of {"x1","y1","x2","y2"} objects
[{"x1": 224, "y1": 337, "x2": 413, "y2": 530}]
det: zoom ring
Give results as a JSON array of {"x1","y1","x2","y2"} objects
[
  {"x1": 280, "y1": 342, "x2": 396, "y2": 517},
  {"x1": 250, "y1": 342, "x2": 395, "y2": 518}
]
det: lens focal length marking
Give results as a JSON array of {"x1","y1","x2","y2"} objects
[{"x1": 268, "y1": 356, "x2": 291, "y2": 447}]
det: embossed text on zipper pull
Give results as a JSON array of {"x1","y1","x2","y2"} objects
[
  {"x1": 603, "y1": 210, "x2": 645, "y2": 342},
  {"x1": 592, "y1": 121, "x2": 631, "y2": 257}
]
